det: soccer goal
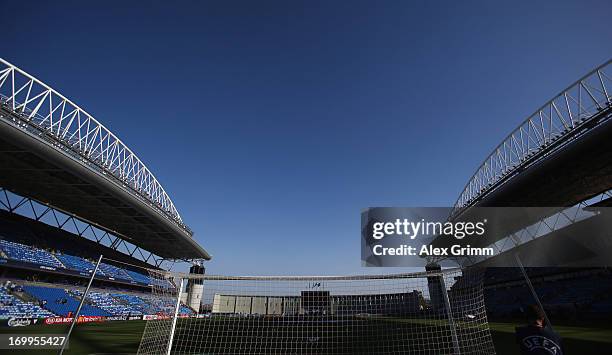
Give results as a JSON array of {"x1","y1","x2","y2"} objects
[{"x1": 137, "y1": 268, "x2": 494, "y2": 354}]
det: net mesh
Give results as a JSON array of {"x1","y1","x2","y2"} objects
[{"x1": 138, "y1": 268, "x2": 495, "y2": 354}]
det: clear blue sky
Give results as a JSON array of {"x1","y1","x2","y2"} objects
[{"x1": 3, "y1": 1, "x2": 611, "y2": 275}]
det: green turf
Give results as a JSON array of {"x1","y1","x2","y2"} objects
[
  {"x1": 1, "y1": 319, "x2": 610, "y2": 354},
  {"x1": 0, "y1": 321, "x2": 144, "y2": 354}
]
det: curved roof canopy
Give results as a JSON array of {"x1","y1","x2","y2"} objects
[
  {"x1": 433, "y1": 60, "x2": 612, "y2": 265},
  {"x1": 0, "y1": 58, "x2": 210, "y2": 260},
  {"x1": 453, "y1": 60, "x2": 612, "y2": 215}
]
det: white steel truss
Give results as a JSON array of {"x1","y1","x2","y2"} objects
[
  {"x1": 454, "y1": 60, "x2": 612, "y2": 213},
  {"x1": 0, "y1": 187, "x2": 177, "y2": 269},
  {"x1": 438, "y1": 189, "x2": 612, "y2": 267},
  {"x1": 0, "y1": 58, "x2": 185, "y2": 229}
]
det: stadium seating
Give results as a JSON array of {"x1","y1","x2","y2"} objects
[
  {"x1": 0, "y1": 280, "x2": 194, "y2": 319},
  {"x1": 0, "y1": 285, "x2": 55, "y2": 319},
  {"x1": 72, "y1": 290, "x2": 143, "y2": 316},
  {"x1": 113, "y1": 293, "x2": 160, "y2": 314},
  {"x1": 180, "y1": 305, "x2": 194, "y2": 315},
  {"x1": 0, "y1": 210, "x2": 156, "y2": 275},
  {"x1": 484, "y1": 268, "x2": 612, "y2": 320},
  {"x1": 112, "y1": 293, "x2": 193, "y2": 315},
  {"x1": 23, "y1": 285, "x2": 110, "y2": 317},
  {"x1": 0, "y1": 239, "x2": 63, "y2": 269},
  {"x1": 0, "y1": 239, "x2": 158, "y2": 284},
  {"x1": 151, "y1": 277, "x2": 175, "y2": 289},
  {"x1": 0, "y1": 201, "x2": 199, "y2": 321},
  {"x1": 55, "y1": 253, "x2": 97, "y2": 274},
  {"x1": 126, "y1": 270, "x2": 152, "y2": 284},
  {"x1": 99, "y1": 262, "x2": 133, "y2": 281}
]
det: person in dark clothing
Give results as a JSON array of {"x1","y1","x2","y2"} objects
[{"x1": 516, "y1": 304, "x2": 563, "y2": 354}]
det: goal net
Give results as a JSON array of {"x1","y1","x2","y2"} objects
[{"x1": 138, "y1": 268, "x2": 494, "y2": 354}]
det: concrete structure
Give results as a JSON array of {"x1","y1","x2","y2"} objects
[
  {"x1": 212, "y1": 294, "x2": 236, "y2": 314},
  {"x1": 251, "y1": 296, "x2": 267, "y2": 315},
  {"x1": 186, "y1": 265, "x2": 205, "y2": 312},
  {"x1": 211, "y1": 291, "x2": 424, "y2": 316},
  {"x1": 267, "y1": 297, "x2": 283, "y2": 315},
  {"x1": 283, "y1": 297, "x2": 300, "y2": 316},
  {"x1": 235, "y1": 296, "x2": 252, "y2": 314}
]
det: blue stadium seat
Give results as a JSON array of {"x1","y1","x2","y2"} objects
[
  {"x1": 23, "y1": 285, "x2": 110, "y2": 317},
  {"x1": 125, "y1": 270, "x2": 152, "y2": 285},
  {"x1": 99, "y1": 263, "x2": 133, "y2": 281},
  {"x1": 71, "y1": 290, "x2": 143, "y2": 316},
  {"x1": 0, "y1": 239, "x2": 63, "y2": 268},
  {"x1": 0, "y1": 240, "x2": 162, "y2": 288},
  {"x1": 0, "y1": 285, "x2": 56, "y2": 319},
  {"x1": 111, "y1": 293, "x2": 193, "y2": 315},
  {"x1": 55, "y1": 253, "x2": 97, "y2": 274},
  {"x1": 112, "y1": 293, "x2": 161, "y2": 314}
]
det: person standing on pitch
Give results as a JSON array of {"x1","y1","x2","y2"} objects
[{"x1": 515, "y1": 304, "x2": 564, "y2": 354}]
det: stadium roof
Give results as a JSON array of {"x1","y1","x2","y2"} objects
[
  {"x1": 431, "y1": 60, "x2": 612, "y2": 257},
  {"x1": 452, "y1": 60, "x2": 611, "y2": 214},
  {"x1": 0, "y1": 58, "x2": 210, "y2": 261}
]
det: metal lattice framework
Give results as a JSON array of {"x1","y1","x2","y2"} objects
[
  {"x1": 0, "y1": 187, "x2": 178, "y2": 269},
  {"x1": 0, "y1": 58, "x2": 186, "y2": 229},
  {"x1": 454, "y1": 60, "x2": 612, "y2": 212},
  {"x1": 438, "y1": 189, "x2": 612, "y2": 267}
]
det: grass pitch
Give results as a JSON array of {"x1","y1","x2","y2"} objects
[{"x1": 1, "y1": 319, "x2": 610, "y2": 354}]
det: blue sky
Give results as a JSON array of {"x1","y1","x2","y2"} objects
[{"x1": 3, "y1": 1, "x2": 611, "y2": 275}]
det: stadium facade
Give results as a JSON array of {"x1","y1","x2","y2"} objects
[
  {"x1": 0, "y1": 57, "x2": 208, "y2": 324},
  {"x1": 210, "y1": 290, "x2": 424, "y2": 316}
]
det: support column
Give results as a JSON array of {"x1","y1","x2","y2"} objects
[
  {"x1": 426, "y1": 263, "x2": 460, "y2": 354},
  {"x1": 425, "y1": 263, "x2": 444, "y2": 312}
]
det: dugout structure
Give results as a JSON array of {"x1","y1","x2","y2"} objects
[{"x1": 138, "y1": 268, "x2": 494, "y2": 354}]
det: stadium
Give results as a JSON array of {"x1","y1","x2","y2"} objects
[{"x1": 0, "y1": 53, "x2": 610, "y2": 354}]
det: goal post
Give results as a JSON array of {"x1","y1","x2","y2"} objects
[
  {"x1": 138, "y1": 268, "x2": 495, "y2": 354},
  {"x1": 137, "y1": 269, "x2": 186, "y2": 355}
]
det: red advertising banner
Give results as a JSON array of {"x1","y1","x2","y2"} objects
[{"x1": 43, "y1": 316, "x2": 106, "y2": 325}]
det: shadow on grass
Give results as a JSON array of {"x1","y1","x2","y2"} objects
[
  {"x1": 0, "y1": 321, "x2": 144, "y2": 355},
  {"x1": 2, "y1": 320, "x2": 611, "y2": 354}
]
